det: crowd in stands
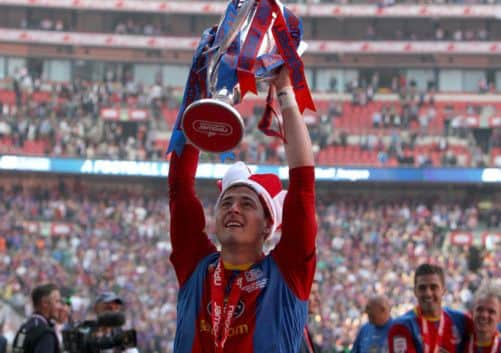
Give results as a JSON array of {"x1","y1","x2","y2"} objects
[
  {"x1": 18, "y1": 16, "x2": 69, "y2": 32},
  {"x1": 362, "y1": 23, "x2": 491, "y2": 42},
  {"x1": 138, "y1": 0, "x2": 501, "y2": 5},
  {"x1": 0, "y1": 179, "x2": 176, "y2": 352},
  {"x1": 289, "y1": 0, "x2": 500, "y2": 4},
  {"x1": 0, "y1": 69, "x2": 170, "y2": 161},
  {"x1": 19, "y1": 16, "x2": 162, "y2": 37},
  {"x1": 6, "y1": 9, "x2": 498, "y2": 42},
  {"x1": 114, "y1": 18, "x2": 163, "y2": 37},
  {"x1": 16, "y1": 13, "x2": 163, "y2": 36},
  {"x1": 0, "y1": 178, "x2": 498, "y2": 352},
  {"x1": 1, "y1": 70, "x2": 500, "y2": 168},
  {"x1": 145, "y1": 0, "x2": 501, "y2": 3}
]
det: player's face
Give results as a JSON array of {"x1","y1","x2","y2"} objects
[
  {"x1": 366, "y1": 303, "x2": 388, "y2": 327},
  {"x1": 414, "y1": 274, "x2": 445, "y2": 317},
  {"x1": 216, "y1": 186, "x2": 269, "y2": 248},
  {"x1": 472, "y1": 296, "x2": 500, "y2": 337}
]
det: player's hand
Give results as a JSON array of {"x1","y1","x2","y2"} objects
[{"x1": 273, "y1": 66, "x2": 292, "y2": 91}]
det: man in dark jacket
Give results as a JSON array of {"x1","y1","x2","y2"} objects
[
  {"x1": 0, "y1": 320, "x2": 7, "y2": 353},
  {"x1": 12, "y1": 283, "x2": 63, "y2": 353}
]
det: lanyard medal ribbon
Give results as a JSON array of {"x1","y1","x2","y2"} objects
[
  {"x1": 417, "y1": 307, "x2": 451, "y2": 353},
  {"x1": 210, "y1": 258, "x2": 245, "y2": 353},
  {"x1": 468, "y1": 333, "x2": 500, "y2": 353}
]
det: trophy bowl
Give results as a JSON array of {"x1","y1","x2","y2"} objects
[{"x1": 182, "y1": 98, "x2": 244, "y2": 153}]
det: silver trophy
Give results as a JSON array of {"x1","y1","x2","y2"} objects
[{"x1": 181, "y1": 0, "x2": 308, "y2": 153}]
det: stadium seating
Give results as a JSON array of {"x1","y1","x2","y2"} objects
[
  {"x1": 0, "y1": 179, "x2": 498, "y2": 352},
  {"x1": 0, "y1": 1, "x2": 500, "y2": 352},
  {"x1": 0, "y1": 84, "x2": 497, "y2": 167}
]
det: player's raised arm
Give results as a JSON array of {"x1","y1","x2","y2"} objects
[
  {"x1": 271, "y1": 66, "x2": 317, "y2": 301},
  {"x1": 168, "y1": 144, "x2": 217, "y2": 286},
  {"x1": 274, "y1": 67, "x2": 315, "y2": 169}
]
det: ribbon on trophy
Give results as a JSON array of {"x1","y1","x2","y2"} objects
[
  {"x1": 167, "y1": 0, "x2": 316, "y2": 157},
  {"x1": 238, "y1": 0, "x2": 315, "y2": 140},
  {"x1": 167, "y1": 26, "x2": 216, "y2": 157},
  {"x1": 167, "y1": 0, "x2": 243, "y2": 159}
]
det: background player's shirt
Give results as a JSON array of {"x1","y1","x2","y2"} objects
[
  {"x1": 388, "y1": 308, "x2": 472, "y2": 353},
  {"x1": 464, "y1": 334, "x2": 500, "y2": 353},
  {"x1": 352, "y1": 319, "x2": 393, "y2": 353}
]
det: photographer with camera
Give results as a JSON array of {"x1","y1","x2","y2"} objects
[
  {"x1": 91, "y1": 292, "x2": 138, "y2": 353},
  {"x1": 12, "y1": 283, "x2": 64, "y2": 353},
  {"x1": 62, "y1": 291, "x2": 138, "y2": 353}
]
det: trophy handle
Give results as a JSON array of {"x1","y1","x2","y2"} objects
[{"x1": 208, "y1": 0, "x2": 257, "y2": 96}]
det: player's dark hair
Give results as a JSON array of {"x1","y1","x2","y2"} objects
[{"x1": 414, "y1": 263, "x2": 445, "y2": 287}]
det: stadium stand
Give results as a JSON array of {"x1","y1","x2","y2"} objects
[
  {"x1": 0, "y1": 175, "x2": 499, "y2": 353},
  {"x1": 0, "y1": 2, "x2": 500, "y2": 167},
  {"x1": 0, "y1": 79, "x2": 499, "y2": 167},
  {"x1": 0, "y1": 1, "x2": 500, "y2": 352}
]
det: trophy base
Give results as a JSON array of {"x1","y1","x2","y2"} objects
[{"x1": 182, "y1": 99, "x2": 244, "y2": 153}]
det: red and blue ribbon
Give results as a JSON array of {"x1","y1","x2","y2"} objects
[
  {"x1": 166, "y1": 27, "x2": 216, "y2": 157},
  {"x1": 167, "y1": 0, "x2": 315, "y2": 157}
]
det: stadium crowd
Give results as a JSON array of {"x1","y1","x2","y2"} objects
[
  {"x1": 0, "y1": 71, "x2": 499, "y2": 167},
  {"x1": 288, "y1": 0, "x2": 500, "y2": 4},
  {"x1": 10, "y1": 13, "x2": 495, "y2": 42},
  {"x1": 0, "y1": 177, "x2": 498, "y2": 352},
  {"x1": 1, "y1": 2, "x2": 500, "y2": 353}
]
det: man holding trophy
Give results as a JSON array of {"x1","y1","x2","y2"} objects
[{"x1": 167, "y1": 0, "x2": 317, "y2": 352}]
